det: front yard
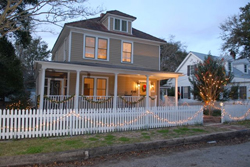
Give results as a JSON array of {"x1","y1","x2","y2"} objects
[{"x1": 1, "y1": 120, "x2": 249, "y2": 157}]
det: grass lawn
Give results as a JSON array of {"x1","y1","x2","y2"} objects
[{"x1": 0, "y1": 120, "x2": 249, "y2": 157}]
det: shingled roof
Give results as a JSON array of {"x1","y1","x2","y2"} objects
[{"x1": 65, "y1": 10, "x2": 165, "y2": 43}]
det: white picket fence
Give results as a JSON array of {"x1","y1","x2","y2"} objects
[
  {"x1": 222, "y1": 104, "x2": 250, "y2": 123},
  {"x1": 0, "y1": 106, "x2": 203, "y2": 140}
]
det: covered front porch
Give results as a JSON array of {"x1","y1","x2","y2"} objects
[{"x1": 35, "y1": 61, "x2": 182, "y2": 110}]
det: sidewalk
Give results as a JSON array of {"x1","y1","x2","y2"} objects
[{"x1": 0, "y1": 123, "x2": 249, "y2": 167}]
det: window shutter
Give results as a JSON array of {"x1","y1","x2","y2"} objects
[
  {"x1": 188, "y1": 86, "x2": 191, "y2": 99},
  {"x1": 187, "y1": 65, "x2": 190, "y2": 76},
  {"x1": 181, "y1": 87, "x2": 183, "y2": 99}
]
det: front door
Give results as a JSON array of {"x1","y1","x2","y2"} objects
[{"x1": 50, "y1": 80, "x2": 61, "y2": 95}]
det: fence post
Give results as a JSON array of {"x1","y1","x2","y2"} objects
[
  {"x1": 220, "y1": 102, "x2": 224, "y2": 124},
  {"x1": 70, "y1": 109, "x2": 73, "y2": 137}
]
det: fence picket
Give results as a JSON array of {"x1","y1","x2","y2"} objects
[{"x1": 0, "y1": 106, "x2": 206, "y2": 140}]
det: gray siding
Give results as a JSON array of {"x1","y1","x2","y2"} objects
[
  {"x1": 68, "y1": 33, "x2": 159, "y2": 70},
  {"x1": 71, "y1": 32, "x2": 83, "y2": 62}
]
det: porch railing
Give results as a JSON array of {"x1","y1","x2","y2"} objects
[
  {"x1": 43, "y1": 95, "x2": 74, "y2": 110},
  {"x1": 42, "y1": 95, "x2": 157, "y2": 110},
  {"x1": 78, "y1": 96, "x2": 113, "y2": 109}
]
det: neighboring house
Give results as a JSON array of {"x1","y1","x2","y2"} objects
[
  {"x1": 35, "y1": 10, "x2": 183, "y2": 110},
  {"x1": 167, "y1": 51, "x2": 250, "y2": 100}
]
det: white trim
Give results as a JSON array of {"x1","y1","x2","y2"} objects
[
  {"x1": 105, "y1": 14, "x2": 135, "y2": 22},
  {"x1": 81, "y1": 76, "x2": 109, "y2": 96},
  {"x1": 121, "y1": 40, "x2": 133, "y2": 64},
  {"x1": 46, "y1": 78, "x2": 65, "y2": 95},
  {"x1": 67, "y1": 72, "x2": 70, "y2": 95},
  {"x1": 175, "y1": 52, "x2": 202, "y2": 72},
  {"x1": 113, "y1": 18, "x2": 128, "y2": 33},
  {"x1": 108, "y1": 17, "x2": 110, "y2": 30},
  {"x1": 68, "y1": 31, "x2": 72, "y2": 62},
  {"x1": 83, "y1": 34, "x2": 110, "y2": 61}
]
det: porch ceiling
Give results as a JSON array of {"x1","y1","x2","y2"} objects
[{"x1": 35, "y1": 61, "x2": 183, "y2": 80}]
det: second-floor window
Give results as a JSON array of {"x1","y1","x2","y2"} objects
[
  {"x1": 187, "y1": 65, "x2": 195, "y2": 76},
  {"x1": 228, "y1": 62, "x2": 232, "y2": 71},
  {"x1": 122, "y1": 42, "x2": 132, "y2": 63},
  {"x1": 244, "y1": 64, "x2": 248, "y2": 73},
  {"x1": 84, "y1": 36, "x2": 108, "y2": 60},
  {"x1": 114, "y1": 18, "x2": 127, "y2": 32}
]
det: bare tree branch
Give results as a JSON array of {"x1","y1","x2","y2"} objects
[{"x1": 0, "y1": 0, "x2": 102, "y2": 37}]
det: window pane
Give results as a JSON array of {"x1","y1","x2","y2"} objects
[
  {"x1": 122, "y1": 20, "x2": 127, "y2": 31},
  {"x1": 98, "y1": 49, "x2": 107, "y2": 59},
  {"x1": 84, "y1": 78, "x2": 94, "y2": 96},
  {"x1": 96, "y1": 79, "x2": 106, "y2": 96},
  {"x1": 98, "y1": 39, "x2": 107, "y2": 60},
  {"x1": 123, "y1": 43, "x2": 131, "y2": 52},
  {"x1": 122, "y1": 52, "x2": 131, "y2": 62},
  {"x1": 115, "y1": 19, "x2": 120, "y2": 30},
  {"x1": 86, "y1": 37, "x2": 95, "y2": 47},
  {"x1": 85, "y1": 48, "x2": 95, "y2": 58},
  {"x1": 98, "y1": 39, "x2": 107, "y2": 49}
]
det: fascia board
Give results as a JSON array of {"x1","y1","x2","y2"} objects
[{"x1": 67, "y1": 25, "x2": 166, "y2": 46}]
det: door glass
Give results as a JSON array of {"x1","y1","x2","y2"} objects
[
  {"x1": 96, "y1": 78, "x2": 106, "y2": 96},
  {"x1": 50, "y1": 80, "x2": 61, "y2": 95},
  {"x1": 84, "y1": 78, "x2": 94, "y2": 96}
]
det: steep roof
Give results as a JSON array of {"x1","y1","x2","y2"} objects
[
  {"x1": 190, "y1": 51, "x2": 217, "y2": 61},
  {"x1": 65, "y1": 10, "x2": 165, "y2": 43},
  {"x1": 106, "y1": 10, "x2": 136, "y2": 19}
]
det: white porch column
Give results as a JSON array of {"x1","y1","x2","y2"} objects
[
  {"x1": 113, "y1": 73, "x2": 118, "y2": 109},
  {"x1": 146, "y1": 75, "x2": 150, "y2": 109},
  {"x1": 175, "y1": 77, "x2": 178, "y2": 106},
  {"x1": 39, "y1": 68, "x2": 46, "y2": 110},
  {"x1": 74, "y1": 70, "x2": 80, "y2": 109},
  {"x1": 67, "y1": 72, "x2": 70, "y2": 95}
]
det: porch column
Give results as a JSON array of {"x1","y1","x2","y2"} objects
[
  {"x1": 113, "y1": 73, "x2": 118, "y2": 109},
  {"x1": 39, "y1": 68, "x2": 46, "y2": 110},
  {"x1": 146, "y1": 75, "x2": 150, "y2": 109},
  {"x1": 175, "y1": 77, "x2": 178, "y2": 106},
  {"x1": 74, "y1": 70, "x2": 80, "y2": 110}
]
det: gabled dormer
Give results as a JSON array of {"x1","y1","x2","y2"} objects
[
  {"x1": 233, "y1": 58, "x2": 249, "y2": 74},
  {"x1": 100, "y1": 10, "x2": 136, "y2": 35}
]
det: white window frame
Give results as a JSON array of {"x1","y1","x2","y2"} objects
[
  {"x1": 121, "y1": 40, "x2": 133, "y2": 64},
  {"x1": 83, "y1": 34, "x2": 109, "y2": 61},
  {"x1": 82, "y1": 76, "x2": 109, "y2": 96},
  {"x1": 113, "y1": 18, "x2": 128, "y2": 33}
]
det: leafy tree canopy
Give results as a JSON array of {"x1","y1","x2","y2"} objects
[
  {"x1": 161, "y1": 36, "x2": 187, "y2": 72},
  {"x1": 220, "y1": 3, "x2": 250, "y2": 58},
  {"x1": 0, "y1": 37, "x2": 24, "y2": 100}
]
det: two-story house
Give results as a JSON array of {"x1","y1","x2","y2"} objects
[
  {"x1": 35, "y1": 10, "x2": 183, "y2": 110},
  {"x1": 167, "y1": 51, "x2": 250, "y2": 100}
]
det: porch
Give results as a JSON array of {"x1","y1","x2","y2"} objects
[{"x1": 35, "y1": 61, "x2": 183, "y2": 110}]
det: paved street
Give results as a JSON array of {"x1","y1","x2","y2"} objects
[{"x1": 93, "y1": 141, "x2": 250, "y2": 167}]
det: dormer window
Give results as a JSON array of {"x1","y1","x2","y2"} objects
[
  {"x1": 228, "y1": 62, "x2": 232, "y2": 71},
  {"x1": 244, "y1": 64, "x2": 248, "y2": 73},
  {"x1": 114, "y1": 18, "x2": 127, "y2": 32}
]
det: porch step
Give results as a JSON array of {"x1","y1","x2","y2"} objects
[{"x1": 203, "y1": 116, "x2": 221, "y2": 123}]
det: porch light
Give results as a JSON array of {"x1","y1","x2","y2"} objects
[
  {"x1": 150, "y1": 83, "x2": 154, "y2": 89},
  {"x1": 137, "y1": 82, "x2": 140, "y2": 88},
  {"x1": 220, "y1": 102, "x2": 223, "y2": 107}
]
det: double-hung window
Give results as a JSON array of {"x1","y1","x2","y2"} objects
[
  {"x1": 122, "y1": 42, "x2": 132, "y2": 63},
  {"x1": 114, "y1": 18, "x2": 127, "y2": 32},
  {"x1": 84, "y1": 36, "x2": 108, "y2": 60},
  {"x1": 83, "y1": 76, "x2": 108, "y2": 96}
]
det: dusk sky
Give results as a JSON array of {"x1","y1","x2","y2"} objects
[{"x1": 36, "y1": 0, "x2": 249, "y2": 57}]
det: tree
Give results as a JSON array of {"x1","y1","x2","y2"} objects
[
  {"x1": 189, "y1": 55, "x2": 233, "y2": 115},
  {"x1": 220, "y1": 3, "x2": 250, "y2": 58},
  {"x1": 0, "y1": 37, "x2": 24, "y2": 103},
  {"x1": 161, "y1": 36, "x2": 187, "y2": 72},
  {"x1": 0, "y1": 0, "x2": 101, "y2": 37},
  {"x1": 15, "y1": 37, "x2": 50, "y2": 88}
]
